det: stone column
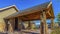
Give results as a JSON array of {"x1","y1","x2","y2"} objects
[
  {"x1": 51, "y1": 18, "x2": 54, "y2": 30},
  {"x1": 27, "y1": 21, "x2": 31, "y2": 29},
  {"x1": 18, "y1": 17, "x2": 22, "y2": 30},
  {"x1": 8, "y1": 18, "x2": 15, "y2": 32},
  {"x1": 40, "y1": 10, "x2": 48, "y2": 34}
]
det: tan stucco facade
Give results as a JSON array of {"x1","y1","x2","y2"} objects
[{"x1": 0, "y1": 7, "x2": 17, "y2": 32}]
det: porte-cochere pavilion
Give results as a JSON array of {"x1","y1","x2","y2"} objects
[{"x1": 1, "y1": 1, "x2": 54, "y2": 34}]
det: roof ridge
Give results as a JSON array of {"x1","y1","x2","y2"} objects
[{"x1": 21, "y1": 1, "x2": 51, "y2": 11}]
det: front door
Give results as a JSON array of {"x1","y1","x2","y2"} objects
[{"x1": 14, "y1": 17, "x2": 18, "y2": 31}]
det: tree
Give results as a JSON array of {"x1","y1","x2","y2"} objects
[{"x1": 57, "y1": 13, "x2": 60, "y2": 26}]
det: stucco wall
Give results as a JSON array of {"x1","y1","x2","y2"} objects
[{"x1": 0, "y1": 8, "x2": 17, "y2": 32}]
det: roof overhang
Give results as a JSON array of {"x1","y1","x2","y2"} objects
[
  {"x1": 5, "y1": 1, "x2": 55, "y2": 21},
  {"x1": 0, "y1": 5, "x2": 19, "y2": 12}
]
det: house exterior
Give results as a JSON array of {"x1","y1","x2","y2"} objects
[
  {"x1": 0, "y1": 5, "x2": 18, "y2": 32},
  {"x1": 0, "y1": 1, "x2": 54, "y2": 34}
]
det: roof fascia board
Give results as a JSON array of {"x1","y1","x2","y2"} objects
[
  {"x1": 47, "y1": 2, "x2": 52, "y2": 8},
  {"x1": 0, "y1": 5, "x2": 19, "y2": 12}
]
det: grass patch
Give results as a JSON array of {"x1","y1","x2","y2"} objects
[{"x1": 51, "y1": 27, "x2": 60, "y2": 34}]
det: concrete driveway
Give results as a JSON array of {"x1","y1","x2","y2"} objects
[{"x1": 0, "y1": 29, "x2": 51, "y2": 34}]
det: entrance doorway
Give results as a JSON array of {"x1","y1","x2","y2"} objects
[{"x1": 14, "y1": 17, "x2": 18, "y2": 31}]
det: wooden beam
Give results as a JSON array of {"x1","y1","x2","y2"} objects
[
  {"x1": 47, "y1": 10, "x2": 51, "y2": 16},
  {"x1": 47, "y1": 2, "x2": 52, "y2": 8},
  {"x1": 50, "y1": 6, "x2": 55, "y2": 19}
]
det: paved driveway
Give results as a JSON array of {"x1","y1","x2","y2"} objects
[{"x1": 0, "y1": 29, "x2": 51, "y2": 34}]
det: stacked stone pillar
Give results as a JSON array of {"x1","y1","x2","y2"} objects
[
  {"x1": 27, "y1": 21, "x2": 31, "y2": 29},
  {"x1": 18, "y1": 17, "x2": 22, "y2": 30},
  {"x1": 40, "y1": 10, "x2": 48, "y2": 34},
  {"x1": 51, "y1": 18, "x2": 54, "y2": 30},
  {"x1": 8, "y1": 18, "x2": 15, "y2": 32}
]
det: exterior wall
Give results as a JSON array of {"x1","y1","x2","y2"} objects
[{"x1": 0, "y1": 8, "x2": 17, "y2": 32}]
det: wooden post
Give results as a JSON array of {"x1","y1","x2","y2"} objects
[
  {"x1": 40, "y1": 10, "x2": 48, "y2": 34},
  {"x1": 51, "y1": 18, "x2": 54, "y2": 30}
]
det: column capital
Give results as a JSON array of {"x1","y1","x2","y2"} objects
[{"x1": 40, "y1": 10, "x2": 46, "y2": 15}]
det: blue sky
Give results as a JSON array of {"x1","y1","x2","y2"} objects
[{"x1": 0, "y1": 0, "x2": 60, "y2": 25}]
